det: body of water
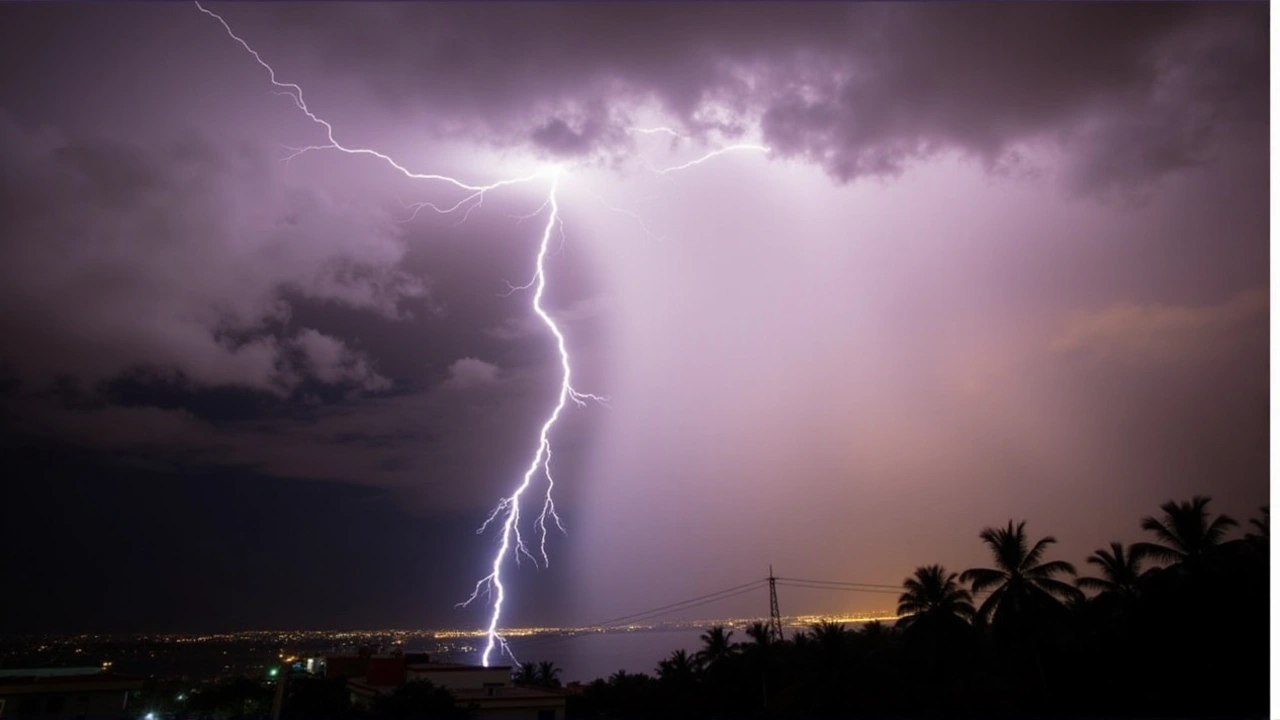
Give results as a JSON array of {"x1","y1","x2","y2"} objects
[{"x1": 455, "y1": 627, "x2": 709, "y2": 683}]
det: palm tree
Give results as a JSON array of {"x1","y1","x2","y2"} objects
[
  {"x1": 896, "y1": 564, "x2": 975, "y2": 631},
  {"x1": 807, "y1": 620, "x2": 852, "y2": 665},
  {"x1": 857, "y1": 620, "x2": 895, "y2": 658},
  {"x1": 1245, "y1": 506, "x2": 1268, "y2": 547},
  {"x1": 960, "y1": 520, "x2": 1081, "y2": 693},
  {"x1": 894, "y1": 566, "x2": 973, "y2": 694},
  {"x1": 655, "y1": 649, "x2": 697, "y2": 683},
  {"x1": 741, "y1": 620, "x2": 776, "y2": 709},
  {"x1": 808, "y1": 620, "x2": 850, "y2": 644},
  {"x1": 859, "y1": 620, "x2": 889, "y2": 640},
  {"x1": 744, "y1": 621, "x2": 773, "y2": 648},
  {"x1": 696, "y1": 625, "x2": 736, "y2": 668},
  {"x1": 1133, "y1": 495, "x2": 1237, "y2": 571},
  {"x1": 536, "y1": 661, "x2": 562, "y2": 689},
  {"x1": 1076, "y1": 542, "x2": 1144, "y2": 599},
  {"x1": 960, "y1": 520, "x2": 1083, "y2": 627},
  {"x1": 514, "y1": 661, "x2": 538, "y2": 686}
]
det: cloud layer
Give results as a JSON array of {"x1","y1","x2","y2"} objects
[
  {"x1": 0, "y1": 111, "x2": 421, "y2": 395},
  {"x1": 1053, "y1": 288, "x2": 1268, "y2": 366},
  {"x1": 217, "y1": 2, "x2": 1267, "y2": 193}
]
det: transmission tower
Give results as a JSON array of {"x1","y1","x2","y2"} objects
[{"x1": 768, "y1": 565, "x2": 784, "y2": 643}]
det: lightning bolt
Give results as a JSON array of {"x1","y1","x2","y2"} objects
[
  {"x1": 194, "y1": 2, "x2": 545, "y2": 208},
  {"x1": 651, "y1": 144, "x2": 771, "y2": 175},
  {"x1": 628, "y1": 125, "x2": 685, "y2": 138},
  {"x1": 458, "y1": 169, "x2": 611, "y2": 665},
  {"x1": 195, "y1": 1, "x2": 766, "y2": 668}
]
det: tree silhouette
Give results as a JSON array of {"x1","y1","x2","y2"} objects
[
  {"x1": 536, "y1": 660, "x2": 562, "y2": 689},
  {"x1": 1133, "y1": 495, "x2": 1237, "y2": 572},
  {"x1": 696, "y1": 625, "x2": 736, "y2": 669},
  {"x1": 808, "y1": 620, "x2": 850, "y2": 644},
  {"x1": 744, "y1": 620, "x2": 773, "y2": 648},
  {"x1": 1076, "y1": 542, "x2": 1144, "y2": 599},
  {"x1": 896, "y1": 564, "x2": 975, "y2": 630},
  {"x1": 514, "y1": 661, "x2": 538, "y2": 686},
  {"x1": 807, "y1": 620, "x2": 852, "y2": 667},
  {"x1": 1244, "y1": 506, "x2": 1268, "y2": 550},
  {"x1": 960, "y1": 520, "x2": 1081, "y2": 694},
  {"x1": 960, "y1": 520, "x2": 1083, "y2": 625},
  {"x1": 656, "y1": 649, "x2": 697, "y2": 683}
]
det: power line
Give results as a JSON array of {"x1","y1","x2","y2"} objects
[
  {"x1": 768, "y1": 576, "x2": 901, "y2": 594},
  {"x1": 774, "y1": 576, "x2": 902, "y2": 590},
  {"x1": 585, "y1": 579, "x2": 768, "y2": 629}
]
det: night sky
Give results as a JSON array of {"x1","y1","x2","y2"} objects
[{"x1": 0, "y1": 2, "x2": 1269, "y2": 635}]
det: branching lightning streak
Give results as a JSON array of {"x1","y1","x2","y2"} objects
[
  {"x1": 628, "y1": 125, "x2": 686, "y2": 138},
  {"x1": 196, "y1": 1, "x2": 763, "y2": 669},
  {"x1": 580, "y1": 187, "x2": 667, "y2": 243},
  {"x1": 195, "y1": 2, "x2": 545, "y2": 205},
  {"x1": 652, "y1": 144, "x2": 771, "y2": 175}
]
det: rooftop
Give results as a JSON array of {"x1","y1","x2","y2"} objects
[
  {"x1": 0, "y1": 671, "x2": 144, "y2": 694},
  {"x1": 452, "y1": 686, "x2": 565, "y2": 702},
  {"x1": 409, "y1": 662, "x2": 511, "y2": 672},
  {"x1": 0, "y1": 667, "x2": 105, "y2": 678}
]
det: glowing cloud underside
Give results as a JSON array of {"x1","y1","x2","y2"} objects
[{"x1": 195, "y1": 1, "x2": 768, "y2": 667}]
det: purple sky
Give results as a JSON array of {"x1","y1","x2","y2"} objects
[{"x1": 0, "y1": 2, "x2": 1268, "y2": 635}]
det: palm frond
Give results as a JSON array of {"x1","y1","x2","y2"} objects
[
  {"x1": 1204, "y1": 514, "x2": 1239, "y2": 544},
  {"x1": 1141, "y1": 514, "x2": 1187, "y2": 551},
  {"x1": 975, "y1": 585, "x2": 1005, "y2": 622},
  {"x1": 1022, "y1": 535, "x2": 1058, "y2": 570},
  {"x1": 960, "y1": 567, "x2": 1006, "y2": 594},
  {"x1": 1075, "y1": 576, "x2": 1117, "y2": 593},
  {"x1": 897, "y1": 599, "x2": 928, "y2": 616},
  {"x1": 1248, "y1": 507, "x2": 1268, "y2": 538},
  {"x1": 1030, "y1": 559, "x2": 1077, "y2": 578},
  {"x1": 1131, "y1": 541, "x2": 1182, "y2": 564},
  {"x1": 1033, "y1": 576, "x2": 1085, "y2": 603}
]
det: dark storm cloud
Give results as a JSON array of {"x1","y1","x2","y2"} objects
[
  {"x1": 0, "y1": 110, "x2": 421, "y2": 394},
  {"x1": 226, "y1": 2, "x2": 1267, "y2": 191},
  {"x1": 760, "y1": 3, "x2": 1266, "y2": 192},
  {"x1": 6, "y1": 357, "x2": 591, "y2": 515},
  {"x1": 525, "y1": 98, "x2": 630, "y2": 157}
]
